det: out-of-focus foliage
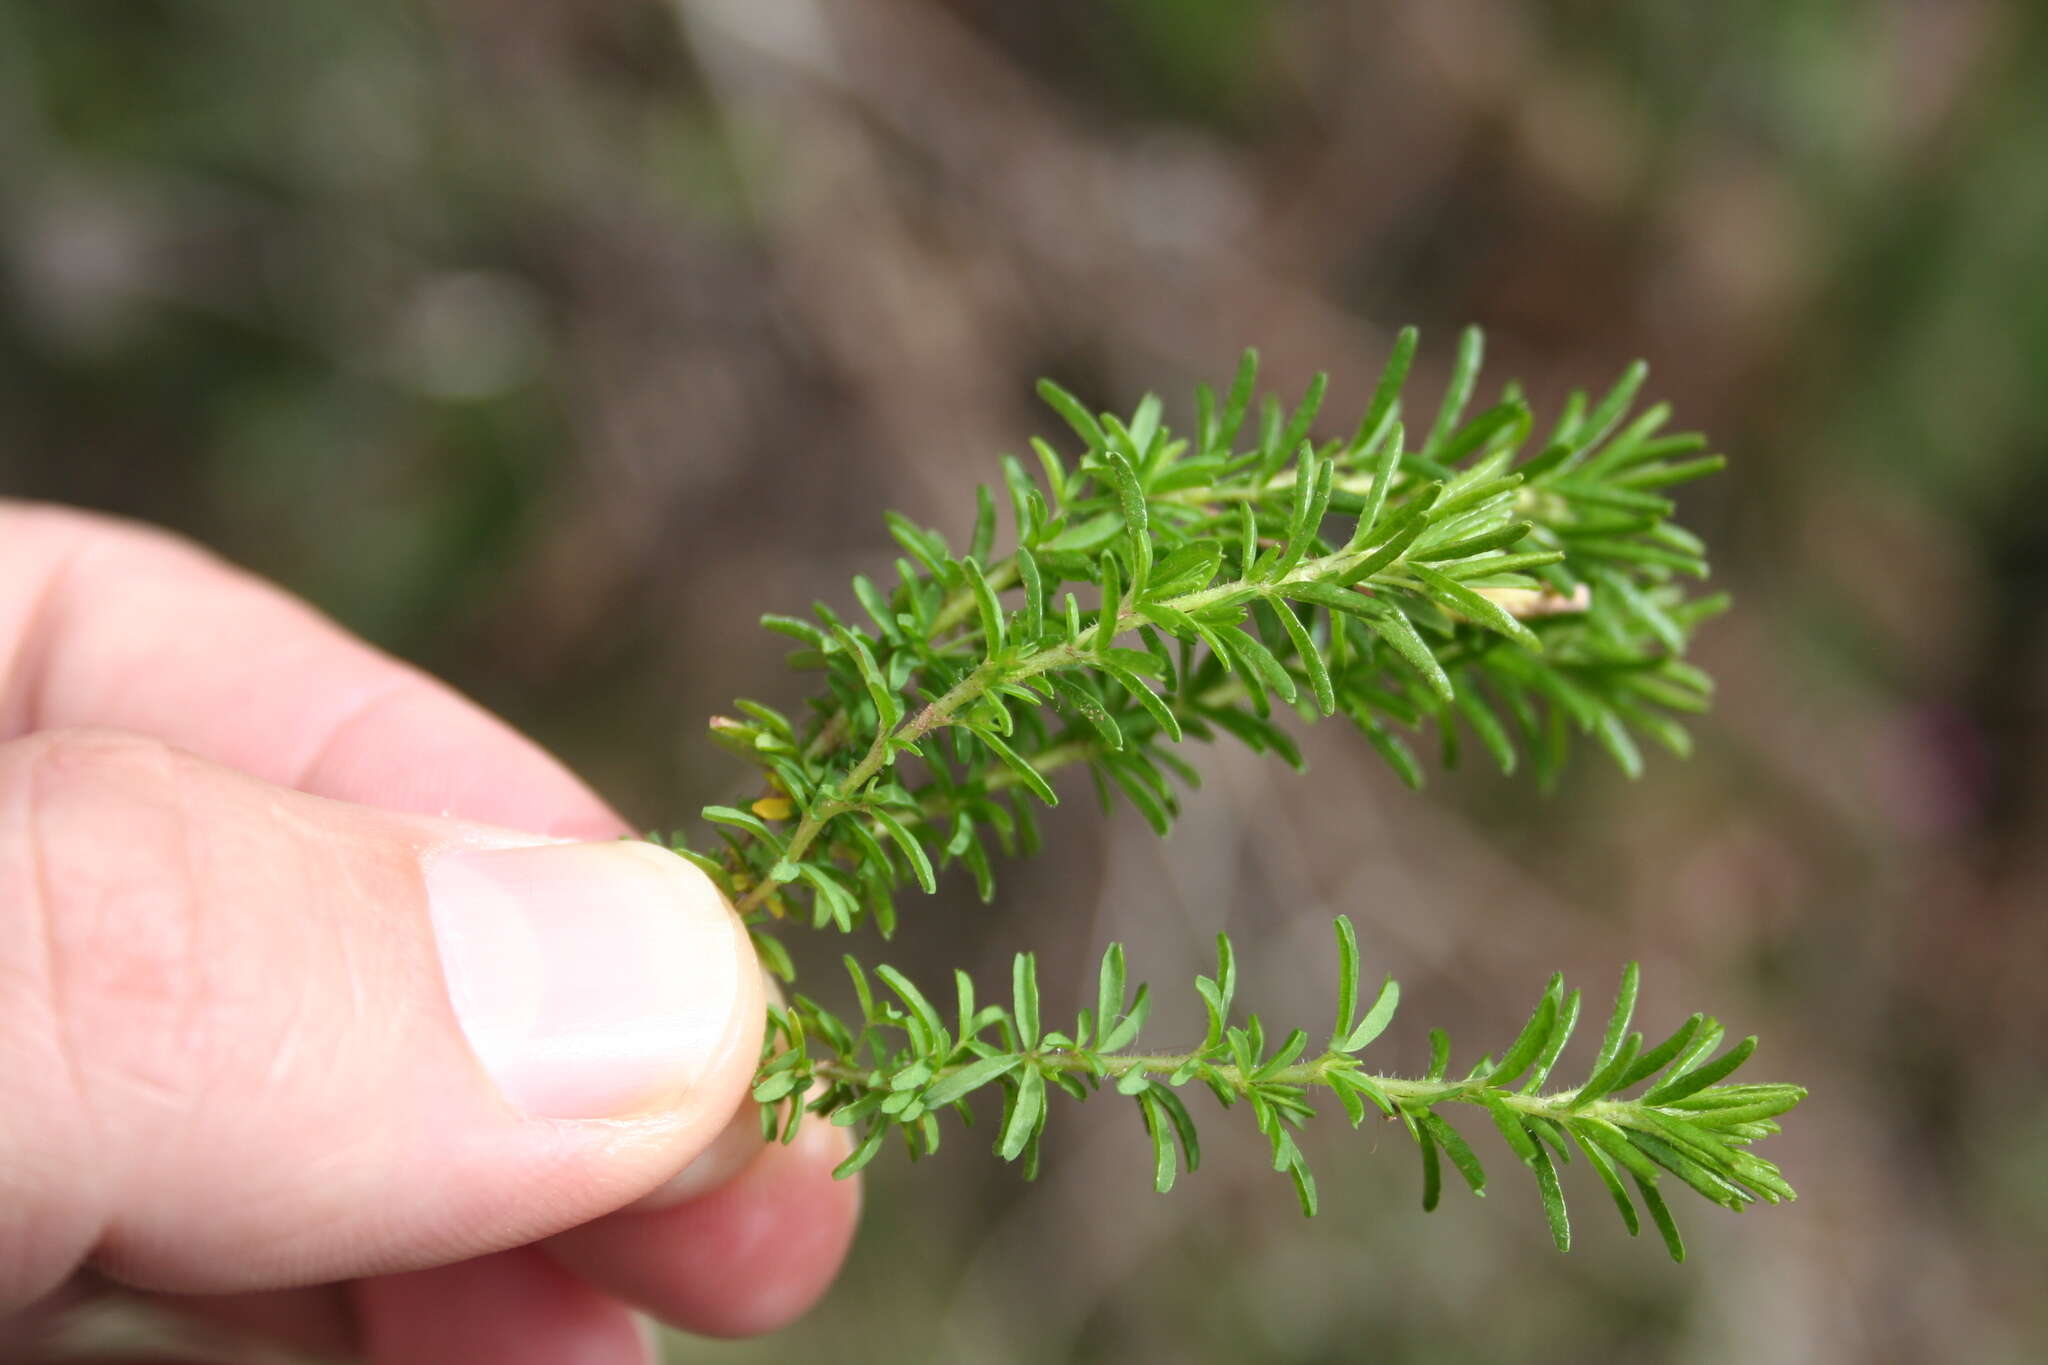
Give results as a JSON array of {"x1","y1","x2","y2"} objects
[{"x1": 6, "y1": 1, "x2": 2047, "y2": 1362}]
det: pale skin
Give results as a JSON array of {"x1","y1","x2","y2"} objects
[{"x1": 0, "y1": 503, "x2": 860, "y2": 1363}]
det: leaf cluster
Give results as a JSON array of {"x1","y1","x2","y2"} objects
[
  {"x1": 681, "y1": 328, "x2": 1723, "y2": 944},
  {"x1": 754, "y1": 921, "x2": 1801, "y2": 1261},
  {"x1": 664, "y1": 328, "x2": 1802, "y2": 1256}
]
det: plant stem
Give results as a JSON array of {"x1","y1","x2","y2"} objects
[{"x1": 808, "y1": 1045, "x2": 1649, "y2": 1128}]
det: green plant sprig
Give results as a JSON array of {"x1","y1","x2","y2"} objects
[
  {"x1": 753, "y1": 923, "x2": 1801, "y2": 1261},
  {"x1": 663, "y1": 327, "x2": 1802, "y2": 1255},
  {"x1": 682, "y1": 327, "x2": 1724, "y2": 943}
]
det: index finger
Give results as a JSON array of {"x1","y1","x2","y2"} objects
[{"x1": 0, "y1": 502, "x2": 626, "y2": 838}]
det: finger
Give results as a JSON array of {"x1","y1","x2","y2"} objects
[
  {"x1": 133, "y1": 1284, "x2": 357, "y2": 1360},
  {"x1": 545, "y1": 1115, "x2": 860, "y2": 1339},
  {"x1": 31, "y1": 1273, "x2": 354, "y2": 1363},
  {"x1": 535, "y1": 1007, "x2": 863, "y2": 1338},
  {"x1": 0, "y1": 729, "x2": 761, "y2": 1305},
  {"x1": 356, "y1": 1247, "x2": 649, "y2": 1365},
  {"x1": 0, "y1": 501, "x2": 622, "y2": 836}
]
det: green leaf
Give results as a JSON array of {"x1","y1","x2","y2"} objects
[
  {"x1": 999, "y1": 1066, "x2": 1046, "y2": 1161},
  {"x1": 1284, "y1": 579, "x2": 1374, "y2": 617},
  {"x1": 1140, "y1": 1091, "x2": 1178, "y2": 1193},
  {"x1": 1100, "y1": 983, "x2": 1151, "y2": 1052},
  {"x1": 1591, "y1": 962, "x2": 1641, "y2": 1079},
  {"x1": 1353, "y1": 326, "x2": 1417, "y2": 453},
  {"x1": 1274, "y1": 372, "x2": 1328, "y2": 473},
  {"x1": 1641, "y1": 1036, "x2": 1759, "y2": 1106},
  {"x1": 964, "y1": 557, "x2": 1006, "y2": 658},
  {"x1": 1412, "y1": 520, "x2": 1535, "y2": 564},
  {"x1": 1100, "y1": 663, "x2": 1184, "y2": 742},
  {"x1": 1530, "y1": 1140, "x2": 1572, "y2": 1252},
  {"x1": 1482, "y1": 1092, "x2": 1541, "y2": 1166},
  {"x1": 1274, "y1": 602, "x2": 1335, "y2": 715},
  {"x1": 1047, "y1": 673, "x2": 1124, "y2": 749},
  {"x1": 831, "y1": 625, "x2": 906, "y2": 734},
  {"x1": 1127, "y1": 393, "x2": 1164, "y2": 463},
  {"x1": 797, "y1": 863, "x2": 860, "y2": 932},
  {"x1": 1410, "y1": 563, "x2": 1541, "y2": 649},
  {"x1": 1342, "y1": 976, "x2": 1400, "y2": 1052},
  {"x1": 1569, "y1": 1123, "x2": 1641, "y2": 1237},
  {"x1": 1288, "y1": 1158, "x2": 1319, "y2": 1218},
  {"x1": 1635, "y1": 1174, "x2": 1686, "y2": 1263},
  {"x1": 1422, "y1": 1114, "x2": 1488, "y2": 1197},
  {"x1": 1578, "y1": 359, "x2": 1650, "y2": 456},
  {"x1": 1149, "y1": 540, "x2": 1224, "y2": 598},
  {"x1": 752, "y1": 1069, "x2": 801, "y2": 1104},
  {"x1": 1521, "y1": 988, "x2": 1581, "y2": 1094},
  {"x1": 1253, "y1": 1028, "x2": 1311, "y2": 1081},
  {"x1": 1590, "y1": 709, "x2": 1645, "y2": 780},
  {"x1": 977, "y1": 729, "x2": 1059, "y2": 806},
  {"x1": 1453, "y1": 683, "x2": 1518, "y2": 774},
  {"x1": 1218, "y1": 349, "x2": 1259, "y2": 451},
  {"x1": 1570, "y1": 1032, "x2": 1643, "y2": 1110},
  {"x1": 970, "y1": 483, "x2": 997, "y2": 563},
  {"x1": 1330, "y1": 917, "x2": 1361, "y2": 1049},
  {"x1": 1037, "y1": 378, "x2": 1105, "y2": 453},
  {"x1": 1616, "y1": 454, "x2": 1727, "y2": 489},
  {"x1": 834, "y1": 1124, "x2": 888, "y2": 1178},
  {"x1": 1221, "y1": 628, "x2": 1299, "y2": 706},
  {"x1": 1272, "y1": 450, "x2": 1331, "y2": 578},
  {"x1": 1097, "y1": 449, "x2": 1152, "y2": 593},
  {"x1": 1044, "y1": 510, "x2": 1123, "y2": 554},
  {"x1": 1427, "y1": 1028, "x2": 1452, "y2": 1080},
  {"x1": 870, "y1": 808, "x2": 938, "y2": 894},
  {"x1": 1096, "y1": 943, "x2": 1128, "y2": 1044},
  {"x1": 1486, "y1": 976, "x2": 1561, "y2": 1087},
  {"x1": 1434, "y1": 399, "x2": 1530, "y2": 469},
  {"x1": 1195, "y1": 380, "x2": 1218, "y2": 450},
  {"x1": 883, "y1": 511, "x2": 950, "y2": 577},
  {"x1": 1424, "y1": 326, "x2": 1483, "y2": 459},
  {"x1": 1013, "y1": 952, "x2": 1041, "y2": 1049},
  {"x1": 1335, "y1": 482, "x2": 1443, "y2": 585},
  {"x1": 851, "y1": 574, "x2": 898, "y2": 639},
  {"x1": 1361, "y1": 606, "x2": 1456, "y2": 703},
  {"x1": 701, "y1": 804, "x2": 782, "y2": 842},
  {"x1": 1095, "y1": 549, "x2": 1124, "y2": 652},
  {"x1": 924, "y1": 1054, "x2": 1024, "y2": 1108},
  {"x1": 1015, "y1": 548, "x2": 1044, "y2": 638},
  {"x1": 1620, "y1": 1014, "x2": 1705, "y2": 1090},
  {"x1": 875, "y1": 963, "x2": 946, "y2": 1051},
  {"x1": 1346, "y1": 419, "x2": 1406, "y2": 549},
  {"x1": 1155, "y1": 1086, "x2": 1201, "y2": 1174},
  {"x1": 1357, "y1": 717, "x2": 1426, "y2": 789},
  {"x1": 1136, "y1": 599, "x2": 1201, "y2": 639}
]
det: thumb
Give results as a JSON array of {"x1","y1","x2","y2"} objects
[{"x1": 0, "y1": 728, "x2": 762, "y2": 1306}]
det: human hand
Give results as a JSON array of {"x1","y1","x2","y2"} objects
[{"x1": 0, "y1": 503, "x2": 859, "y2": 1363}]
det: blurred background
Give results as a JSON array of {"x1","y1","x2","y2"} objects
[{"x1": 5, "y1": 1, "x2": 2047, "y2": 1361}]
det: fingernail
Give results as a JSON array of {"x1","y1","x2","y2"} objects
[{"x1": 424, "y1": 841, "x2": 749, "y2": 1120}]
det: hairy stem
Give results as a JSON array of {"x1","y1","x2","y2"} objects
[{"x1": 809, "y1": 1046, "x2": 1695, "y2": 1134}]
